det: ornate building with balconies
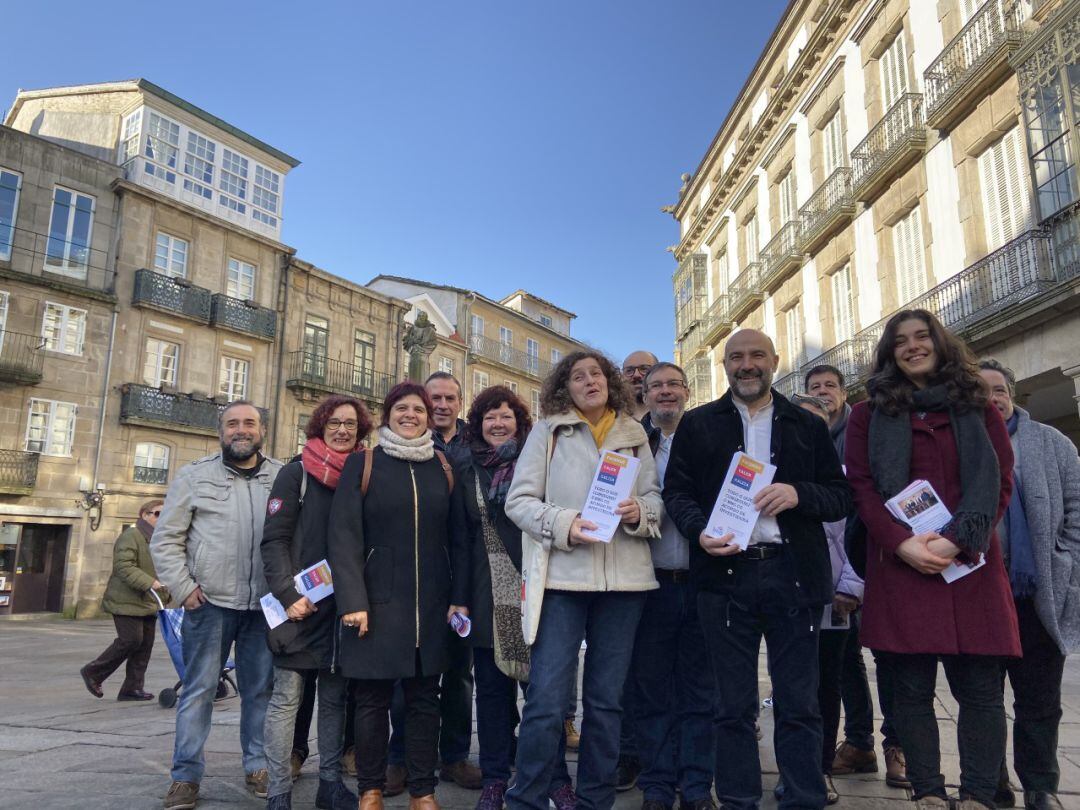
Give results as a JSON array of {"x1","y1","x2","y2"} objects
[{"x1": 669, "y1": 0, "x2": 1080, "y2": 445}]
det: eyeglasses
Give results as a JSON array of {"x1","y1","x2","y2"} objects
[
  {"x1": 326, "y1": 419, "x2": 359, "y2": 431},
  {"x1": 149, "y1": 510, "x2": 162, "y2": 517},
  {"x1": 622, "y1": 365, "x2": 653, "y2": 377},
  {"x1": 646, "y1": 379, "x2": 687, "y2": 392}
]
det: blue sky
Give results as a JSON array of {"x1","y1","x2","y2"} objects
[{"x1": 2, "y1": 0, "x2": 787, "y2": 361}]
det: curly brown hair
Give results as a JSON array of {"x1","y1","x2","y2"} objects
[
  {"x1": 867, "y1": 309, "x2": 988, "y2": 415},
  {"x1": 465, "y1": 385, "x2": 533, "y2": 445},
  {"x1": 305, "y1": 395, "x2": 373, "y2": 449},
  {"x1": 539, "y1": 350, "x2": 634, "y2": 417}
]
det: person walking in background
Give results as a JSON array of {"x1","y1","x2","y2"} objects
[
  {"x1": 152, "y1": 401, "x2": 283, "y2": 810},
  {"x1": 329, "y1": 382, "x2": 457, "y2": 810},
  {"x1": 261, "y1": 395, "x2": 371, "y2": 810},
  {"x1": 979, "y1": 359, "x2": 1080, "y2": 810},
  {"x1": 80, "y1": 499, "x2": 169, "y2": 702},
  {"x1": 506, "y1": 350, "x2": 662, "y2": 810},
  {"x1": 845, "y1": 310, "x2": 1019, "y2": 810}
]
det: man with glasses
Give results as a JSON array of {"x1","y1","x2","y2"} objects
[
  {"x1": 81, "y1": 499, "x2": 169, "y2": 702},
  {"x1": 623, "y1": 351, "x2": 659, "y2": 422},
  {"x1": 629, "y1": 363, "x2": 717, "y2": 810}
]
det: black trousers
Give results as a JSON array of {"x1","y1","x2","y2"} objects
[
  {"x1": 819, "y1": 623, "x2": 858, "y2": 772},
  {"x1": 880, "y1": 651, "x2": 1005, "y2": 806},
  {"x1": 1002, "y1": 598, "x2": 1066, "y2": 794},
  {"x1": 293, "y1": 671, "x2": 356, "y2": 757},
  {"x1": 354, "y1": 664, "x2": 442, "y2": 797},
  {"x1": 83, "y1": 614, "x2": 156, "y2": 694}
]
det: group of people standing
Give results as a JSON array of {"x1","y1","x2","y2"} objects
[{"x1": 78, "y1": 307, "x2": 1078, "y2": 810}]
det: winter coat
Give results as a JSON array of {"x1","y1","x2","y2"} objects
[
  {"x1": 506, "y1": 410, "x2": 662, "y2": 645},
  {"x1": 328, "y1": 447, "x2": 454, "y2": 680},
  {"x1": 261, "y1": 458, "x2": 342, "y2": 670},
  {"x1": 663, "y1": 391, "x2": 852, "y2": 607},
  {"x1": 151, "y1": 453, "x2": 282, "y2": 610},
  {"x1": 102, "y1": 523, "x2": 166, "y2": 617},
  {"x1": 825, "y1": 519, "x2": 863, "y2": 602},
  {"x1": 845, "y1": 401, "x2": 1020, "y2": 657},
  {"x1": 998, "y1": 407, "x2": 1080, "y2": 654}
]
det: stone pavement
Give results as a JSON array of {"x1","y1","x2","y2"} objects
[{"x1": 1, "y1": 618, "x2": 1079, "y2": 809}]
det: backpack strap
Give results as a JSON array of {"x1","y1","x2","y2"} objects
[
  {"x1": 434, "y1": 449, "x2": 455, "y2": 493},
  {"x1": 298, "y1": 467, "x2": 308, "y2": 505},
  {"x1": 361, "y1": 448, "x2": 374, "y2": 497}
]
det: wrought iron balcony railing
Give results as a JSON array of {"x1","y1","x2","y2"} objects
[
  {"x1": 773, "y1": 371, "x2": 801, "y2": 400},
  {"x1": 0, "y1": 224, "x2": 114, "y2": 295},
  {"x1": 468, "y1": 333, "x2": 553, "y2": 378},
  {"x1": 132, "y1": 269, "x2": 212, "y2": 322},
  {"x1": 728, "y1": 262, "x2": 766, "y2": 322},
  {"x1": 284, "y1": 351, "x2": 395, "y2": 403},
  {"x1": 0, "y1": 449, "x2": 39, "y2": 494},
  {"x1": 797, "y1": 167, "x2": 857, "y2": 254},
  {"x1": 760, "y1": 221, "x2": 804, "y2": 292},
  {"x1": 687, "y1": 357, "x2": 713, "y2": 407},
  {"x1": 851, "y1": 94, "x2": 927, "y2": 201},
  {"x1": 209, "y1": 294, "x2": 277, "y2": 341},
  {"x1": 0, "y1": 329, "x2": 46, "y2": 385},
  {"x1": 679, "y1": 322, "x2": 703, "y2": 360},
  {"x1": 700, "y1": 293, "x2": 736, "y2": 346},
  {"x1": 133, "y1": 465, "x2": 168, "y2": 485},
  {"x1": 924, "y1": 0, "x2": 1025, "y2": 129},
  {"x1": 119, "y1": 383, "x2": 266, "y2": 436}
]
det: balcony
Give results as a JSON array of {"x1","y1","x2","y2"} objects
[
  {"x1": 687, "y1": 357, "x2": 713, "y2": 407},
  {"x1": 0, "y1": 329, "x2": 46, "y2": 385},
  {"x1": 133, "y1": 465, "x2": 168, "y2": 485},
  {"x1": 210, "y1": 294, "x2": 277, "y2": 341},
  {"x1": 674, "y1": 254, "x2": 708, "y2": 339},
  {"x1": 0, "y1": 449, "x2": 39, "y2": 495},
  {"x1": 760, "y1": 222, "x2": 804, "y2": 293},
  {"x1": 728, "y1": 262, "x2": 766, "y2": 322},
  {"x1": 467, "y1": 333, "x2": 553, "y2": 379},
  {"x1": 132, "y1": 269, "x2": 211, "y2": 323},
  {"x1": 119, "y1": 383, "x2": 265, "y2": 437},
  {"x1": 0, "y1": 225, "x2": 115, "y2": 300},
  {"x1": 797, "y1": 168, "x2": 858, "y2": 254},
  {"x1": 284, "y1": 351, "x2": 395, "y2": 405},
  {"x1": 924, "y1": 0, "x2": 1025, "y2": 130},
  {"x1": 773, "y1": 371, "x2": 801, "y2": 400},
  {"x1": 679, "y1": 323, "x2": 703, "y2": 361},
  {"x1": 700, "y1": 294, "x2": 736, "y2": 347},
  {"x1": 851, "y1": 94, "x2": 927, "y2": 202}
]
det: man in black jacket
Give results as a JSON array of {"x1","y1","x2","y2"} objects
[{"x1": 663, "y1": 329, "x2": 851, "y2": 810}]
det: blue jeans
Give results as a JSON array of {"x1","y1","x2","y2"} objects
[
  {"x1": 630, "y1": 576, "x2": 715, "y2": 805},
  {"x1": 506, "y1": 590, "x2": 646, "y2": 810},
  {"x1": 171, "y1": 603, "x2": 274, "y2": 783},
  {"x1": 697, "y1": 553, "x2": 826, "y2": 810}
]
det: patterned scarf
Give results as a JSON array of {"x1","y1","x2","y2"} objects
[
  {"x1": 301, "y1": 437, "x2": 352, "y2": 490},
  {"x1": 470, "y1": 437, "x2": 520, "y2": 507}
]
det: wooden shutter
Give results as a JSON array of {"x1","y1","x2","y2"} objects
[
  {"x1": 780, "y1": 173, "x2": 797, "y2": 224},
  {"x1": 880, "y1": 33, "x2": 909, "y2": 109},
  {"x1": 746, "y1": 216, "x2": 759, "y2": 263},
  {"x1": 824, "y1": 113, "x2": 845, "y2": 175},
  {"x1": 980, "y1": 126, "x2": 1032, "y2": 251},
  {"x1": 831, "y1": 265, "x2": 854, "y2": 341},
  {"x1": 894, "y1": 207, "x2": 925, "y2": 304}
]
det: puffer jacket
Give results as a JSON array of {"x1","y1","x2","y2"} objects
[
  {"x1": 506, "y1": 410, "x2": 662, "y2": 644},
  {"x1": 151, "y1": 452, "x2": 282, "y2": 610}
]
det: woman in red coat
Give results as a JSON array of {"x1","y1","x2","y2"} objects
[{"x1": 845, "y1": 309, "x2": 1019, "y2": 810}]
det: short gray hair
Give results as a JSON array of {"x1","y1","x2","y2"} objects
[
  {"x1": 978, "y1": 359, "x2": 1015, "y2": 395},
  {"x1": 790, "y1": 393, "x2": 829, "y2": 418}
]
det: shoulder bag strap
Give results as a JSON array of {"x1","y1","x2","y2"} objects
[
  {"x1": 361, "y1": 448, "x2": 374, "y2": 496},
  {"x1": 434, "y1": 449, "x2": 454, "y2": 492}
]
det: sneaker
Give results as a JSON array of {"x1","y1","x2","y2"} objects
[
  {"x1": 549, "y1": 783, "x2": 577, "y2": 810},
  {"x1": 163, "y1": 781, "x2": 199, "y2": 810},
  {"x1": 315, "y1": 779, "x2": 358, "y2": 810},
  {"x1": 341, "y1": 745, "x2": 358, "y2": 777},
  {"x1": 830, "y1": 741, "x2": 878, "y2": 774},
  {"x1": 475, "y1": 781, "x2": 507, "y2": 810},
  {"x1": 615, "y1": 756, "x2": 641, "y2": 792},
  {"x1": 824, "y1": 774, "x2": 839, "y2": 805},
  {"x1": 883, "y1": 745, "x2": 910, "y2": 788},
  {"x1": 290, "y1": 750, "x2": 305, "y2": 782},
  {"x1": 268, "y1": 795, "x2": 293, "y2": 810},
  {"x1": 385, "y1": 763, "x2": 408, "y2": 797},
  {"x1": 246, "y1": 769, "x2": 269, "y2": 799},
  {"x1": 441, "y1": 759, "x2": 483, "y2": 790},
  {"x1": 564, "y1": 718, "x2": 580, "y2": 751}
]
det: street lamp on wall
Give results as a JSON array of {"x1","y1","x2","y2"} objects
[{"x1": 76, "y1": 481, "x2": 106, "y2": 532}]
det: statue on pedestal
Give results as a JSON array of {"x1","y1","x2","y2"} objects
[{"x1": 403, "y1": 310, "x2": 438, "y2": 382}]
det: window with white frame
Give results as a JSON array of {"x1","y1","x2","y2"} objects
[
  {"x1": 41, "y1": 302, "x2": 87, "y2": 355},
  {"x1": 499, "y1": 326, "x2": 513, "y2": 345},
  {"x1": 252, "y1": 165, "x2": 280, "y2": 226},
  {"x1": 183, "y1": 132, "x2": 216, "y2": 199},
  {"x1": 959, "y1": 0, "x2": 983, "y2": 22},
  {"x1": 219, "y1": 149, "x2": 248, "y2": 214},
  {"x1": 714, "y1": 247, "x2": 730, "y2": 290},
  {"x1": 823, "y1": 112, "x2": 846, "y2": 176},
  {"x1": 831, "y1": 264, "x2": 855, "y2": 342},
  {"x1": 784, "y1": 302, "x2": 805, "y2": 371},
  {"x1": 352, "y1": 329, "x2": 376, "y2": 392},
  {"x1": 880, "y1": 32, "x2": 909, "y2": 110},
  {"x1": 44, "y1": 187, "x2": 95, "y2": 279},
  {"x1": 25, "y1": 398, "x2": 77, "y2": 456},
  {"x1": 0, "y1": 168, "x2": 21, "y2": 261},
  {"x1": 218, "y1": 356, "x2": 249, "y2": 400},
  {"x1": 551, "y1": 348, "x2": 561, "y2": 364},
  {"x1": 227, "y1": 258, "x2": 256, "y2": 300},
  {"x1": 979, "y1": 127, "x2": 1032, "y2": 252},
  {"x1": 745, "y1": 214, "x2": 759, "y2": 263},
  {"x1": 119, "y1": 109, "x2": 142, "y2": 164},
  {"x1": 893, "y1": 207, "x2": 926, "y2": 304},
  {"x1": 473, "y1": 371, "x2": 489, "y2": 397},
  {"x1": 779, "y1": 171, "x2": 797, "y2": 224},
  {"x1": 540, "y1": 314, "x2": 553, "y2": 328},
  {"x1": 531, "y1": 388, "x2": 541, "y2": 418},
  {"x1": 144, "y1": 110, "x2": 180, "y2": 183},
  {"x1": 154, "y1": 232, "x2": 188, "y2": 278},
  {"x1": 526, "y1": 338, "x2": 540, "y2": 374},
  {"x1": 469, "y1": 314, "x2": 484, "y2": 338},
  {"x1": 439, "y1": 356, "x2": 455, "y2": 375},
  {"x1": 144, "y1": 338, "x2": 179, "y2": 388},
  {"x1": 134, "y1": 442, "x2": 170, "y2": 484}
]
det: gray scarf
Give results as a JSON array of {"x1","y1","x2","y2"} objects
[
  {"x1": 868, "y1": 384, "x2": 999, "y2": 554},
  {"x1": 377, "y1": 425, "x2": 435, "y2": 462}
]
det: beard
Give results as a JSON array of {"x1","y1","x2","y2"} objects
[
  {"x1": 221, "y1": 435, "x2": 262, "y2": 463},
  {"x1": 730, "y1": 371, "x2": 771, "y2": 402}
]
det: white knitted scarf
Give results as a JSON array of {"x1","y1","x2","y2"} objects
[{"x1": 377, "y1": 425, "x2": 435, "y2": 462}]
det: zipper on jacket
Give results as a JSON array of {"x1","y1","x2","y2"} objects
[
  {"x1": 409, "y1": 463, "x2": 420, "y2": 649},
  {"x1": 247, "y1": 478, "x2": 256, "y2": 608}
]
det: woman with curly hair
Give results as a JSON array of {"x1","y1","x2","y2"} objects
[
  {"x1": 503, "y1": 351, "x2": 662, "y2": 810},
  {"x1": 844, "y1": 309, "x2": 1019, "y2": 810}
]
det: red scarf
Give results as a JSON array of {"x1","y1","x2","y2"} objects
[{"x1": 301, "y1": 437, "x2": 353, "y2": 490}]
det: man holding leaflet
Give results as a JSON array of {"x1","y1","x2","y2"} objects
[{"x1": 663, "y1": 329, "x2": 852, "y2": 810}]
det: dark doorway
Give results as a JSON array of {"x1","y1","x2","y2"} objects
[{"x1": 10, "y1": 524, "x2": 69, "y2": 613}]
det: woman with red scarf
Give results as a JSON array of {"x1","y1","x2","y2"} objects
[{"x1": 261, "y1": 394, "x2": 372, "y2": 810}]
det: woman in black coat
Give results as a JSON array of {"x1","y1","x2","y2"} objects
[
  {"x1": 329, "y1": 382, "x2": 456, "y2": 810},
  {"x1": 449, "y1": 386, "x2": 573, "y2": 810},
  {"x1": 261, "y1": 394, "x2": 371, "y2": 810}
]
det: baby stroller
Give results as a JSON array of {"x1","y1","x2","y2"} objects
[{"x1": 152, "y1": 591, "x2": 238, "y2": 709}]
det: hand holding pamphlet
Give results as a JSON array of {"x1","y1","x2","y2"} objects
[
  {"x1": 579, "y1": 451, "x2": 641, "y2": 542},
  {"x1": 884, "y1": 481, "x2": 985, "y2": 583},
  {"x1": 261, "y1": 558, "x2": 336, "y2": 629},
  {"x1": 704, "y1": 453, "x2": 777, "y2": 550}
]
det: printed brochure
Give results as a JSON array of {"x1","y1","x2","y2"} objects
[
  {"x1": 884, "y1": 480, "x2": 985, "y2": 583},
  {"x1": 579, "y1": 451, "x2": 641, "y2": 542},
  {"x1": 704, "y1": 453, "x2": 777, "y2": 550}
]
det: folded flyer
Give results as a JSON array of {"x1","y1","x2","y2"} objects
[
  {"x1": 821, "y1": 603, "x2": 851, "y2": 631},
  {"x1": 704, "y1": 453, "x2": 777, "y2": 550},
  {"x1": 579, "y1": 451, "x2": 641, "y2": 542},
  {"x1": 261, "y1": 559, "x2": 336, "y2": 629},
  {"x1": 885, "y1": 480, "x2": 985, "y2": 582}
]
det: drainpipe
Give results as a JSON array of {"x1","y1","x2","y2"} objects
[{"x1": 271, "y1": 253, "x2": 291, "y2": 457}]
